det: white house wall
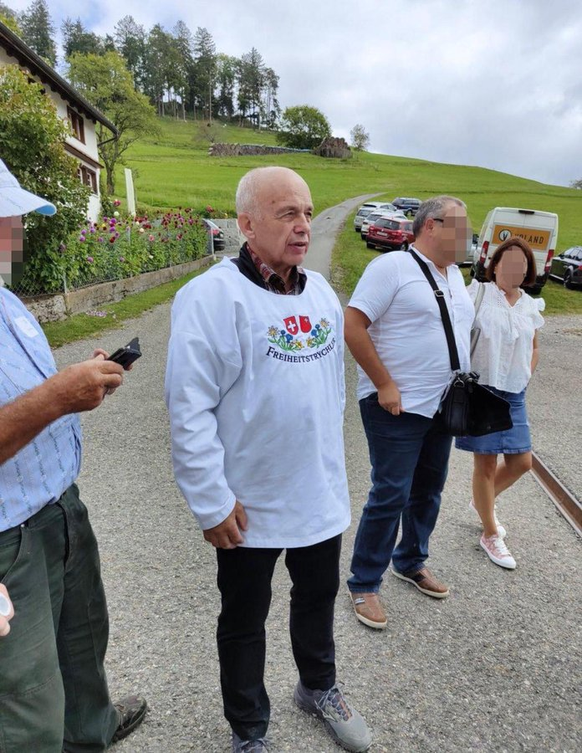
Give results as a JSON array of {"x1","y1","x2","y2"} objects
[{"x1": 0, "y1": 47, "x2": 102, "y2": 221}]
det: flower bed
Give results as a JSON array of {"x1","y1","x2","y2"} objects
[{"x1": 60, "y1": 207, "x2": 208, "y2": 291}]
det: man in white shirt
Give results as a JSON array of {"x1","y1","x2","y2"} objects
[
  {"x1": 345, "y1": 196, "x2": 474, "y2": 629},
  {"x1": 166, "y1": 167, "x2": 371, "y2": 753}
]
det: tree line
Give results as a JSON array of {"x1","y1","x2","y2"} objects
[{"x1": 0, "y1": 0, "x2": 281, "y2": 127}]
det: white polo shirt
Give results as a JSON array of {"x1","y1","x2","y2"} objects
[{"x1": 349, "y1": 248, "x2": 474, "y2": 418}]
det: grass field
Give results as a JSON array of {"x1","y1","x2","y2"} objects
[
  {"x1": 119, "y1": 117, "x2": 582, "y2": 255},
  {"x1": 332, "y1": 208, "x2": 582, "y2": 315}
]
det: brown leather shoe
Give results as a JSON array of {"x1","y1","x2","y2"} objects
[
  {"x1": 391, "y1": 566, "x2": 450, "y2": 599},
  {"x1": 349, "y1": 590, "x2": 387, "y2": 629},
  {"x1": 111, "y1": 695, "x2": 148, "y2": 742}
]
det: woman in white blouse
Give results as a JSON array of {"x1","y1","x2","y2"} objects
[{"x1": 456, "y1": 237, "x2": 545, "y2": 569}]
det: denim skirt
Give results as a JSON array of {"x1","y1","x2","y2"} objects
[{"x1": 455, "y1": 386, "x2": 531, "y2": 455}]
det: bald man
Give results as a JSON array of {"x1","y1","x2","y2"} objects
[{"x1": 166, "y1": 167, "x2": 371, "y2": 752}]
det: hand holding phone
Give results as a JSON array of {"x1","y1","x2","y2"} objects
[{"x1": 106, "y1": 337, "x2": 142, "y2": 370}]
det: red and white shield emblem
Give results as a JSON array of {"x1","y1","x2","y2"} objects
[
  {"x1": 299, "y1": 316, "x2": 312, "y2": 333},
  {"x1": 284, "y1": 316, "x2": 298, "y2": 335}
]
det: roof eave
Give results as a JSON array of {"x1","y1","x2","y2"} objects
[{"x1": 0, "y1": 21, "x2": 118, "y2": 137}]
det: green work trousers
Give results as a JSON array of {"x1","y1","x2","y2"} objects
[{"x1": 0, "y1": 484, "x2": 119, "y2": 752}]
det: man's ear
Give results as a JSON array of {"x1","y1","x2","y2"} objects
[{"x1": 237, "y1": 213, "x2": 255, "y2": 240}]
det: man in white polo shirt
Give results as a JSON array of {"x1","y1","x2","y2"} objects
[{"x1": 345, "y1": 195, "x2": 473, "y2": 629}]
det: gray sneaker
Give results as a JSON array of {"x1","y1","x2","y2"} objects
[
  {"x1": 294, "y1": 682, "x2": 372, "y2": 752},
  {"x1": 232, "y1": 732, "x2": 270, "y2": 751}
]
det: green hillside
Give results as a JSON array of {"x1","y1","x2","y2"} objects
[{"x1": 119, "y1": 117, "x2": 582, "y2": 252}]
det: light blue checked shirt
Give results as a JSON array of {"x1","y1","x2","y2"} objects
[{"x1": 0, "y1": 287, "x2": 81, "y2": 532}]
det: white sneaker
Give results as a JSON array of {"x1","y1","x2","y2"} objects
[
  {"x1": 480, "y1": 534, "x2": 516, "y2": 569},
  {"x1": 469, "y1": 500, "x2": 506, "y2": 538}
]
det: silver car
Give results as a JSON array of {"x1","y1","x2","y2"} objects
[{"x1": 353, "y1": 202, "x2": 388, "y2": 231}]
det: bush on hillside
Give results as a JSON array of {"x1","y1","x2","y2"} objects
[{"x1": 276, "y1": 105, "x2": 332, "y2": 150}]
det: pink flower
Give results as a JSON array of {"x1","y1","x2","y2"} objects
[
  {"x1": 148, "y1": 234, "x2": 155, "y2": 242},
  {"x1": 113, "y1": 199, "x2": 121, "y2": 207},
  {"x1": 119, "y1": 256, "x2": 125, "y2": 262},
  {"x1": 86, "y1": 256, "x2": 94, "y2": 263},
  {"x1": 78, "y1": 236, "x2": 85, "y2": 242}
]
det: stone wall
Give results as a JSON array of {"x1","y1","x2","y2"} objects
[
  {"x1": 24, "y1": 256, "x2": 214, "y2": 323},
  {"x1": 210, "y1": 138, "x2": 352, "y2": 159},
  {"x1": 209, "y1": 143, "x2": 310, "y2": 157}
]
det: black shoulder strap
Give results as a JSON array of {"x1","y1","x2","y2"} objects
[{"x1": 408, "y1": 249, "x2": 460, "y2": 371}]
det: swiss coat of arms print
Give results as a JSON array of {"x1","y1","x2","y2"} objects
[{"x1": 267, "y1": 315, "x2": 332, "y2": 352}]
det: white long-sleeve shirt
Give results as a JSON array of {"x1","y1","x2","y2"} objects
[{"x1": 165, "y1": 258, "x2": 350, "y2": 548}]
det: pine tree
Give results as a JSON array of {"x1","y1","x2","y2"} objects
[
  {"x1": 62, "y1": 17, "x2": 103, "y2": 59},
  {"x1": 215, "y1": 54, "x2": 237, "y2": 120},
  {"x1": 114, "y1": 16, "x2": 147, "y2": 91},
  {"x1": 262, "y1": 67, "x2": 280, "y2": 128},
  {"x1": 238, "y1": 48, "x2": 264, "y2": 126},
  {"x1": 193, "y1": 27, "x2": 216, "y2": 121},
  {"x1": 172, "y1": 21, "x2": 194, "y2": 119},
  {"x1": 20, "y1": 0, "x2": 57, "y2": 66},
  {"x1": 143, "y1": 24, "x2": 173, "y2": 116}
]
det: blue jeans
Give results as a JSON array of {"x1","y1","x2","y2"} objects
[{"x1": 348, "y1": 394, "x2": 452, "y2": 593}]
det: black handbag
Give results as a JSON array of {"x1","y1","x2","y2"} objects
[{"x1": 408, "y1": 250, "x2": 513, "y2": 437}]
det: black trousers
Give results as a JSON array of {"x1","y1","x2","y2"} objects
[{"x1": 216, "y1": 534, "x2": 341, "y2": 741}]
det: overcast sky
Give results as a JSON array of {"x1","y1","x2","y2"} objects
[{"x1": 9, "y1": 0, "x2": 582, "y2": 186}]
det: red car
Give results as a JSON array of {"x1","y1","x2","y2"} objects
[{"x1": 366, "y1": 217, "x2": 414, "y2": 251}]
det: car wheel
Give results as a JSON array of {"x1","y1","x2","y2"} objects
[
  {"x1": 361, "y1": 234, "x2": 366, "y2": 240},
  {"x1": 564, "y1": 270, "x2": 574, "y2": 289},
  {"x1": 399, "y1": 242, "x2": 408, "y2": 250},
  {"x1": 366, "y1": 241, "x2": 375, "y2": 249}
]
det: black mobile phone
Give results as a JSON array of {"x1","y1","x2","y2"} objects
[{"x1": 107, "y1": 337, "x2": 142, "y2": 370}]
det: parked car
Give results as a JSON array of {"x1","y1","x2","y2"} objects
[
  {"x1": 549, "y1": 246, "x2": 582, "y2": 289},
  {"x1": 354, "y1": 206, "x2": 377, "y2": 232},
  {"x1": 391, "y1": 197, "x2": 422, "y2": 216},
  {"x1": 203, "y1": 218, "x2": 225, "y2": 252},
  {"x1": 360, "y1": 209, "x2": 406, "y2": 238},
  {"x1": 354, "y1": 201, "x2": 404, "y2": 232},
  {"x1": 459, "y1": 233, "x2": 479, "y2": 267},
  {"x1": 471, "y1": 207, "x2": 559, "y2": 294},
  {"x1": 367, "y1": 217, "x2": 414, "y2": 251}
]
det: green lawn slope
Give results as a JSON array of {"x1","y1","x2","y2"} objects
[{"x1": 120, "y1": 117, "x2": 582, "y2": 254}]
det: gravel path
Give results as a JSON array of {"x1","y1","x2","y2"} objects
[
  {"x1": 526, "y1": 312, "x2": 582, "y2": 501},
  {"x1": 52, "y1": 201, "x2": 581, "y2": 753}
]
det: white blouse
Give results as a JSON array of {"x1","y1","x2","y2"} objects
[{"x1": 468, "y1": 279, "x2": 545, "y2": 393}]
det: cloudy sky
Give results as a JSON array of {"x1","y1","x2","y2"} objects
[{"x1": 8, "y1": 0, "x2": 582, "y2": 186}]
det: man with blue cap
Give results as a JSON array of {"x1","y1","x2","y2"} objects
[{"x1": 0, "y1": 159, "x2": 147, "y2": 752}]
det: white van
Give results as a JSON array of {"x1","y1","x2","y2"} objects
[{"x1": 471, "y1": 207, "x2": 559, "y2": 293}]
